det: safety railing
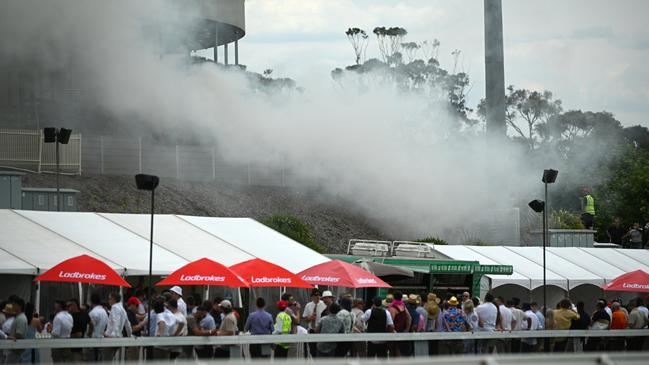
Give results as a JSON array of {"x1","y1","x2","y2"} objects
[{"x1": 0, "y1": 330, "x2": 646, "y2": 350}]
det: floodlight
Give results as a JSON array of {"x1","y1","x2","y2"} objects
[
  {"x1": 528, "y1": 199, "x2": 545, "y2": 213},
  {"x1": 542, "y1": 169, "x2": 558, "y2": 184}
]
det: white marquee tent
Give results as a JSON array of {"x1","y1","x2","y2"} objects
[
  {"x1": 430, "y1": 244, "x2": 649, "y2": 290},
  {"x1": 0, "y1": 209, "x2": 329, "y2": 276},
  {"x1": 429, "y1": 244, "x2": 649, "y2": 308}
]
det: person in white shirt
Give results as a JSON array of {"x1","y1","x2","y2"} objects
[
  {"x1": 530, "y1": 302, "x2": 545, "y2": 330},
  {"x1": 302, "y1": 289, "x2": 326, "y2": 331},
  {"x1": 475, "y1": 293, "x2": 498, "y2": 354},
  {"x1": 87, "y1": 294, "x2": 108, "y2": 338},
  {"x1": 86, "y1": 294, "x2": 108, "y2": 361},
  {"x1": 169, "y1": 286, "x2": 187, "y2": 316},
  {"x1": 495, "y1": 297, "x2": 513, "y2": 353},
  {"x1": 509, "y1": 299, "x2": 526, "y2": 353},
  {"x1": 103, "y1": 293, "x2": 132, "y2": 361},
  {"x1": 168, "y1": 299, "x2": 187, "y2": 359},
  {"x1": 475, "y1": 294, "x2": 497, "y2": 332},
  {"x1": 635, "y1": 297, "x2": 648, "y2": 320},
  {"x1": 49, "y1": 300, "x2": 74, "y2": 362},
  {"x1": 521, "y1": 303, "x2": 540, "y2": 352},
  {"x1": 153, "y1": 299, "x2": 178, "y2": 360},
  {"x1": 495, "y1": 297, "x2": 513, "y2": 331}
]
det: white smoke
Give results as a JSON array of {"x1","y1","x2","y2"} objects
[{"x1": 1, "y1": 0, "x2": 541, "y2": 243}]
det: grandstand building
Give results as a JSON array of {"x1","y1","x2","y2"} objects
[{"x1": 0, "y1": 0, "x2": 246, "y2": 131}]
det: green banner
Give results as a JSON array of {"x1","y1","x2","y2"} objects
[
  {"x1": 474, "y1": 264, "x2": 513, "y2": 275},
  {"x1": 429, "y1": 263, "x2": 473, "y2": 273}
]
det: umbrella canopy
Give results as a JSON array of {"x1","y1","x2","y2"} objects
[
  {"x1": 297, "y1": 260, "x2": 391, "y2": 288},
  {"x1": 230, "y1": 258, "x2": 313, "y2": 288},
  {"x1": 34, "y1": 254, "x2": 130, "y2": 287},
  {"x1": 156, "y1": 258, "x2": 249, "y2": 287},
  {"x1": 353, "y1": 260, "x2": 414, "y2": 281},
  {"x1": 601, "y1": 269, "x2": 649, "y2": 292}
]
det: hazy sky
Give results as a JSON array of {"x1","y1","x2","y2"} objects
[{"x1": 226, "y1": 0, "x2": 649, "y2": 126}]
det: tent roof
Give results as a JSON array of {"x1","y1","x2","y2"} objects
[
  {"x1": 178, "y1": 216, "x2": 328, "y2": 273},
  {"x1": 466, "y1": 246, "x2": 567, "y2": 290},
  {"x1": 0, "y1": 248, "x2": 37, "y2": 275},
  {"x1": 0, "y1": 210, "x2": 329, "y2": 276},
  {"x1": 0, "y1": 210, "x2": 123, "y2": 273},
  {"x1": 430, "y1": 245, "x2": 648, "y2": 291},
  {"x1": 99, "y1": 213, "x2": 254, "y2": 266}
]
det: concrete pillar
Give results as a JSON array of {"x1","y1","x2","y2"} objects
[
  {"x1": 484, "y1": 0, "x2": 506, "y2": 139},
  {"x1": 224, "y1": 42, "x2": 229, "y2": 65},
  {"x1": 234, "y1": 40, "x2": 239, "y2": 65}
]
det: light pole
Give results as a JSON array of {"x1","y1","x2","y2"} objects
[
  {"x1": 541, "y1": 169, "x2": 558, "y2": 317},
  {"x1": 43, "y1": 127, "x2": 72, "y2": 211},
  {"x1": 135, "y1": 173, "x2": 159, "y2": 337}
]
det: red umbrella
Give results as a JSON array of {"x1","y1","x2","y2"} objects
[
  {"x1": 297, "y1": 260, "x2": 391, "y2": 288},
  {"x1": 34, "y1": 254, "x2": 130, "y2": 287},
  {"x1": 156, "y1": 258, "x2": 249, "y2": 287},
  {"x1": 601, "y1": 269, "x2": 649, "y2": 292},
  {"x1": 230, "y1": 258, "x2": 313, "y2": 288}
]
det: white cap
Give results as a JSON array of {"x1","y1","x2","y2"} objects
[
  {"x1": 219, "y1": 299, "x2": 232, "y2": 309},
  {"x1": 321, "y1": 290, "x2": 334, "y2": 298},
  {"x1": 169, "y1": 286, "x2": 183, "y2": 296}
]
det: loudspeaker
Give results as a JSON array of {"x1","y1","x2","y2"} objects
[
  {"x1": 135, "y1": 174, "x2": 160, "y2": 191},
  {"x1": 528, "y1": 199, "x2": 545, "y2": 213},
  {"x1": 542, "y1": 169, "x2": 558, "y2": 184},
  {"x1": 57, "y1": 128, "x2": 72, "y2": 144},
  {"x1": 43, "y1": 127, "x2": 57, "y2": 143}
]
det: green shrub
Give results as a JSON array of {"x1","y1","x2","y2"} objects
[
  {"x1": 550, "y1": 209, "x2": 585, "y2": 229},
  {"x1": 262, "y1": 215, "x2": 325, "y2": 253},
  {"x1": 414, "y1": 236, "x2": 448, "y2": 245}
]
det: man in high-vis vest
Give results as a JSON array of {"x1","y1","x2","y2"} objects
[
  {"x1": 273, "y1": 300, "x2": 292, "y2": 358},
  {"x1": 580, "y1": 187, "x2": 596, "y2": 229}
]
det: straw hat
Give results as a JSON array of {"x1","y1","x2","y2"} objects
[
  {"x1": 448, "y1": 296, "x2": 460, "y2": 306},
  {"x1": 2, "y1": 303, "x2": 14, "y2": 315},
  {"x1": 407, "y1": 294, "x2": 419, "y2": 304},
  {"x1": 427, "y1": 293, "x2": 441, "y2": 304}
]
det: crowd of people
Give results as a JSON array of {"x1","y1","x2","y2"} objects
[
  {"x1": 607, "y1": 217, "x2": 649, "y2": 249},
  {"x1": 1, "y1": 287, "x2": 648, "y2": 362}
]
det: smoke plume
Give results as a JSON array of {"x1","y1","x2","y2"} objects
[{"x1": 1, "y1": 0, "x2": 544, "y2": 243}]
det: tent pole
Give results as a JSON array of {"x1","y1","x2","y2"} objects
[
  {"x1": 78, "y1": 282, "x2": 83, "y2": 304},
  {"x1": 205, "y1": 286, "x2": 210, "y2": 301},
  {"x1": 237, "y1": 288, "x2": 243, "y2": 308}
]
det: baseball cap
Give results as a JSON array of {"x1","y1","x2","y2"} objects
[
  {"x1": 277, "y1": 300, "x2": 288, "y2": 311},
  {"x1": 219, "y1": 299, "x2": 232, "y2": 309},
  {"x1": 169, "y1": 286, "x2": 183, "y2": 296},
  {"x1": 126, "y1": 296, "x2": 142, "y2": 307}
]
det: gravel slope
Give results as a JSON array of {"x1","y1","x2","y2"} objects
[{"x1": 21, "y1": 173, "x2": 387, "y2": 253}]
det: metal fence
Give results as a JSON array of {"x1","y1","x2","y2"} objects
[
  {"x1": 0, "y1": 129, "x2": 303, "y2": 186},
  {"x1": 80, "y1": 135, "x2": 295, "y2": 186},
  {"x1": 1, "y1": 330, "x2": 647, "y2": 358},
  {"x1": 0, "y1": 128, "x2": 81, "y2": 174}
]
